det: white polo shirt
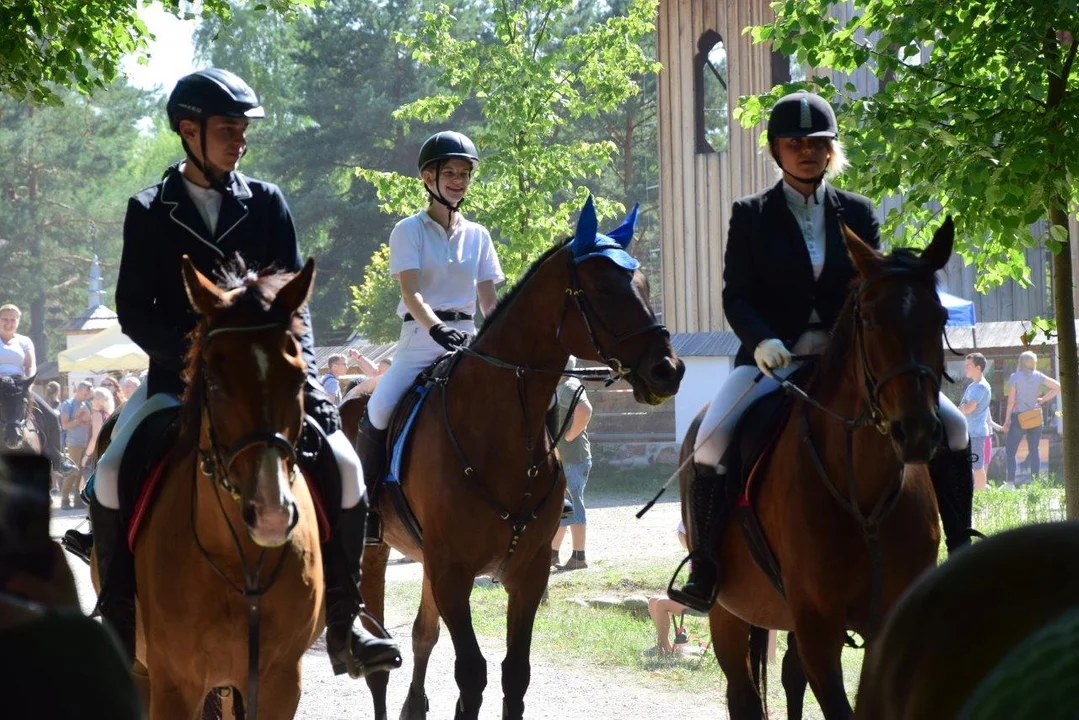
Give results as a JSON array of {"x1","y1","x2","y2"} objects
[
  {"x1": 388, "y1": 210, "x2": 505, "y2": 319},
  {"x1": 0, "y1": 333, "x2": 33, "y2": 376}
]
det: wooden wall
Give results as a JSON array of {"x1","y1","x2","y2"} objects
[{"x1": 657, "y1": 0, "x2": 778, "y2": 334}]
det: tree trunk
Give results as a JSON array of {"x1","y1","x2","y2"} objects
[
  {"x1": 1050, "y1": 205, "x2": 1078, "y2": 518},
  {"x1": 28, "y1": 113, "x2": 47, "y2": 364}
]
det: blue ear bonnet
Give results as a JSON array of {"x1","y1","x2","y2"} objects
[{"x1": 569, "y1": 195, "x2": 641, "y2": 271}]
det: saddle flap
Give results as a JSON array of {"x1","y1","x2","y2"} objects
[
  {"x1": 385, "y1": 351, "x2": 460, "y2": 484},
  {"x1": 118, "y1": 407, "x2": 181, "y2": 550}
]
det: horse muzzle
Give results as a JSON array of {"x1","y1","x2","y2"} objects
[
  {"x1": 242, "y1": 499, "x2": 298, "y2": 548},
  {"x1": 3, "y1": 423, "x2": 25, "y2": 449}
]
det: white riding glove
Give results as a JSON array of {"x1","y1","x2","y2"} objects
[{"x1": 754, "y1": 338, "x2": 792, "y2": 377}]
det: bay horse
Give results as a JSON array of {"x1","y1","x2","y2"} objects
[
  {"x1": 0, "y1": 374, "x2": 42, "y2": 454},
  {"x1": 341, "y1": 198, "x2": 683, "y2": 720},
  {"x1": 683, "y1": 219, "x2": 957, "y2": 719},
  {"x1": 856, "y1": 520, "x2": 1079, "y2": 719},
  {"x1": 94, "y1": 257, "x2": 324, "y2": 720}
]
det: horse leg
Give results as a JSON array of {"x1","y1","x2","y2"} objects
[
  {"x1": 427, "y1": 566, "x2": 486, "y2": 720},
  {"x1": 782, "y1": 632, "x2": 807, "y2": 720},
  {"x1": 709, "y1": 604, "x2": 764, "y2": 720},
  {"x1": 362, "y1": 542, "x2": 391, "y2": 720},
  {"x1": 499, "y1": 549, "x2": 549, "y2": 720},
  {"x1": 400, "y1": 573, "x2": 440, "y2": 720},
  {"x1": 792, "y1": 610, "x2": 852, "y2": 720}
]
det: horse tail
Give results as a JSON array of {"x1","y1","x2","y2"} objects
[{"x1": 749, "y1": 625, "x2": 770, "y2": 716}]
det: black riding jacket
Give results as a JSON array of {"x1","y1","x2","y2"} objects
[{"x1": 116, "y1": 166, "x2": 322, "y2": 401}]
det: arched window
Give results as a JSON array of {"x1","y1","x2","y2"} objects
[{"x1": 694, "y1": 30, "x2": 729, "y2": 154}]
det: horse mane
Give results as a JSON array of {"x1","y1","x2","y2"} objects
[
  {"x1": 811, "y1": 247, "x2": 940, "y2": 396},
  {"x1": 475, "y1": 237, "x2": 571, "y2": 339},
  {"x1": 179, "y1": 255, "x2": 307, "y2": 442}
]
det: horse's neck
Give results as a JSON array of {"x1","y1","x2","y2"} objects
[
  {"x1": 464, "y1": 255, "x2": 570, "y2": 440},
  {"x1": 808, "y1": 343, "x2": 900, "y2": 504}
]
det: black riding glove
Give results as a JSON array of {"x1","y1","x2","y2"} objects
[{"x1": 429, "y1": 323, "x2": 472, "y2": 351}]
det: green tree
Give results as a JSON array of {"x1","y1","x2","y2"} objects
[
  {"x1": 196, "y1": 0, "x2": 489, "y2": 339},
  {"x1": 352, "y1": 0, "x2": 660, "y2": 342},
  {"x1": 0, "y1": 0, "x2": 315, "y2": 104},
  {"x1": 740, "y1": 3, "x2": 1079, "y2": 514},
  {"x1": 0, "y1": 84, "x2": 153, "y2": 359}
]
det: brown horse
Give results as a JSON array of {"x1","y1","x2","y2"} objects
[
  {"x1": 856, "y1": 520, "x2": 1079, "y2": 719},
  {"x1": 683, "y1": 219, "x2": 957, "y2": 719},
  {"x1": 0, "y1": 374, "x2": 43, "y2": 455},
  {"x1": 94, "y1": 257, "x2": 325, "y2": 720},
  {"x1": 341, "y1": 199, "x2": 683, "y2": 720}
]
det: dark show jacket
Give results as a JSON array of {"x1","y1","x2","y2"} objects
[
  {"x1": 722, "y1": 180, "x2": 881, "y2": 368},
  {"x1": 116, "y1": 166, "x2": 318, "y2": 397}
]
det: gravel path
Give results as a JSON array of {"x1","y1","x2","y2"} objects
[{"x1": 52, "y1": 496, "x2": 733, "y2": 719}]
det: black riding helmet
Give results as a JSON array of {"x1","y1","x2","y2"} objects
[
  {"x1": 767, "y1": 91, "x2": 838, "y2": 192},
  {"x1": 417, "y1": 131, "x2": 479, "y2": 213},
  {"x1": 166, "y1": 69, "x2": 265, "y2": 194}
]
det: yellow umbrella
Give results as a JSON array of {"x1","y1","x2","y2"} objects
[{"x1": 57, "y1": 324, "x2": 148, "y2": 373}]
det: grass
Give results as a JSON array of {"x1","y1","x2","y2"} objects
[{"x1": 382, "y1": 481, "x2": 1067, "y2": 719}]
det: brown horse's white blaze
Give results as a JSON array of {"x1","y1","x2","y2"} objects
[{"x1": 241, "y1": 448, "x2": 298, "y2": 548}]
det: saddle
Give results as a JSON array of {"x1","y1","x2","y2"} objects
[
  {"x1": 720, "y1": 361, "x2": 817, "y2": 598},
  {"x1": 374, "y1": 351, "x2": 461, "y2": 549}
]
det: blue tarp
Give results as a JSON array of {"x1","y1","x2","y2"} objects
[{"x1": 939, "y1": 289, "x2": 976, "y2": 328}]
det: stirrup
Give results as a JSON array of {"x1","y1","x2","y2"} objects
[
  {"x1": 365, "y1": 510, "x2": 383, "y2": 547},
  {"x1": 666, "y1": 553, "x2": 718, "y2": 613},
  {"x1": 334, "y1": 607, "x2": 402, "y2": 679}
]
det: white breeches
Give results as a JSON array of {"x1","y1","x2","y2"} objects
[
  {"x1": 95, "y1": 384, "x2": 366, "y2": 510},
  {"x1": 366, "y1": 320, "x2": 475, "y2": 430},
  {"x1": 693, "y1": 364, "x2": 971, "y2": 470}
]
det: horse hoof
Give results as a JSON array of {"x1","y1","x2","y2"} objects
[{"x1": 399, "y1": 688, "x2": 429, "y2": 720}]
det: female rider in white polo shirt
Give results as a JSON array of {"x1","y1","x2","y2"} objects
[{"x1": 355, "y1": 131, "x2": 504, "y2": 486}]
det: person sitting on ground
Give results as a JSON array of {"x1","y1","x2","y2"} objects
[{"x1": 646, "y1": 521, "x2": 690, "y2": 656}]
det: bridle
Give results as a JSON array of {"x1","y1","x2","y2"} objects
[
  {"x1": 0, "y1": 380, "x2": 32, "y2": 448},
  {"x1": 558, "y1": 254, "x2": 670, "y2": 383},
  {"x1": 188, "y1": 320, "x2": 302, "y2": 720}
]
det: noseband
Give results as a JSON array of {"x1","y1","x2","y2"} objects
[
  {"x1": 853, "y1": 267, "x2": 942, "y2": 429},
  {"x1": 197, "y1": 323, "x2": 299, "y2": 501}
]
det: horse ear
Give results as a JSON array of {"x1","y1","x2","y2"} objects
[
  {"x1": 921, "y1": 216, "x2": 955, "y2": 271},
  {"x1": 605, "y1": 203, "x2": 639, "y2": 249},
  {"x1": 273, "y1": 258, "x2": 316, "y2": 317},
  {"x1": 181, "y1": 255, "x2": 226, "y2": 318},
  {"x1": 843, "y1": 222, "x2": 883, "y2": 278},
  {"x1": 573, "y1": 195, "x2": 599, "y2": 253}
]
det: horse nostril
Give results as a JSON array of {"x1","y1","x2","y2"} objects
[
  {"x1": 650, "y1": 358, "x2": 679, "y2": 382},
  {"x1": 242, "y1": 503, "x2": 258, "y2": 528},
  {"x1": 890, "y1": 420, "x2": 906, "y2": 446}
]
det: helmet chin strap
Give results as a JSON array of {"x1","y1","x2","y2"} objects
[
  {"x1": 777, "y1": 157, "x2": 827, "y2": 205},
  {"x1": 181, "y1": 118, "x2": 234, "y2": 195},
  {"x1": 424, "y1": 160, "x2": 463, "y2": 218}
]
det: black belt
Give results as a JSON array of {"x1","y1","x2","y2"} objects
[{"x1": 403, "y1": 311, "x2": 473, "y2": 323}]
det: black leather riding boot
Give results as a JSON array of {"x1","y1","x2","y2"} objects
[
  {"x1": 928, "y1": 443, "x2": 981, "y2": 554},
  {"x1": 355, "y1": 410, "x2": 387, "y2": 541},
  {"x1": 89, "y1": 496, "x2": 136, "y2": 664},
  {"x1": 669, "y1": 463, "x2": 727, "y2": 613},
  {"x1": 33, "y1": 403, "x2": 76, "y2": 474},
  {"x1": 323, "y1": 501, "x2": 402, "y2": 678}
]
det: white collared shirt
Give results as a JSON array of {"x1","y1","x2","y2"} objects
[
  {"x1": 182, "y1": 170, "x2": 223, "y2": 236},
  {"x1": 782, "y1": 178, "x2": 827, "y2": 281},
  {"x1": 0, "y1": 333, "x2": 32, "y2": 376},
  {"x1": 388, "y1": 210, "x2": 505, "y2": 318}
]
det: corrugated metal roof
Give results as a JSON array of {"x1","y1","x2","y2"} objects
[
  {"x1": 943, "y1": 320, "x2": 1076, "y2": 351},
  {"x1": 670, "y1": 331, "x2": 741, "y2": 357}
]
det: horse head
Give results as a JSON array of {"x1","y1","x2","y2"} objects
[
  {"x1": 0, "y1": 374, "x2": 34, "y2": 450},
  {"x1": 182, "y1": 255, "x2": 315, "y2": 548},
  {"x1": 844, "y1": 217, "x2": 954, "y2": 463},
  {"x1": 562, "y1": 196, "x2": 684, "y2": 404}
]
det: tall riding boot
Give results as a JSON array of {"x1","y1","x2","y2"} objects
[
  {"x1": 668, "y1": 463, "x2": 727, "y2": 613},
  {"x1": 928, "y1": 443, "x2": 982, "y2": 554},
  {"x1": 89, "y1": 496, "x2": 136, "y2": 663},
  {"x1": 323, "y1": 501, "x2": 402, "y2": 678},
  {"x1": 355, "y1": 410, "x2": 387, "y2": 541}
]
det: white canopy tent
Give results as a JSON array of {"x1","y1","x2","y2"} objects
[{"x1": 57, "y1": 324, "x2": 148, "y2": 373}]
